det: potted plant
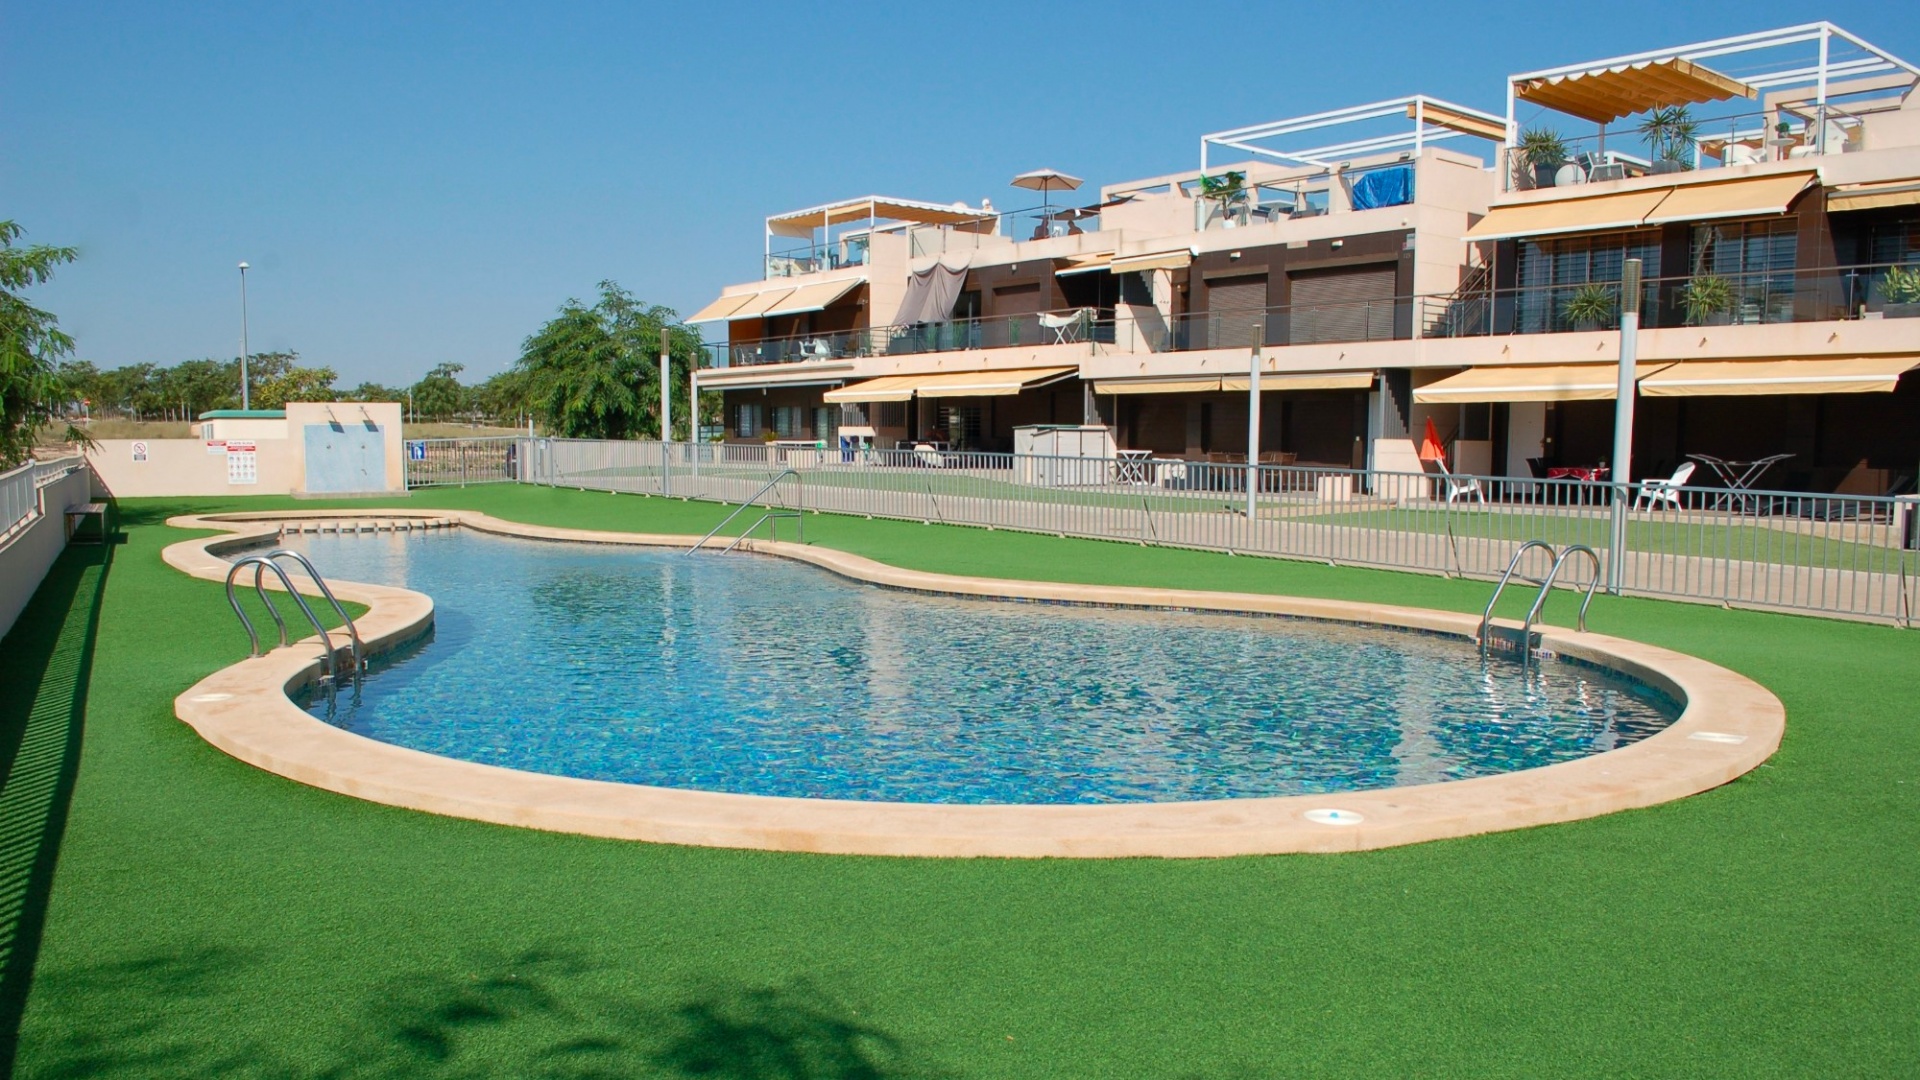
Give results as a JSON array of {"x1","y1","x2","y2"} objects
[
  {"x1": 1640, "y1": 105, "x2": 1699, "y2": 174},
  {"x1": 1561, "y1": 282, "x2": 1618, "y2": 331},
  {"x1": 1682, "y1": 274, "x2": 1733, "y2": 326},
  {"x1": 1882, "y1": 264, "x2": 1920, "y2": 318},
  {"x1": 1518, "y1": 128, "x2": 1568, "y2": 187}
]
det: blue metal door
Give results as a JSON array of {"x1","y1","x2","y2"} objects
[{"x1": 304, "y1": 424, "x2": 387, "y2": 493}]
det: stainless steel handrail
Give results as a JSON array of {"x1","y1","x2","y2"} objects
[
  {"x1": 264, "y1": 548, "x2": 365, "y2": 679},
  {"x1": 688, "y1": 469, "x2": 800, "y2": 554},
  {"x1": 225, "y1": 555, "x2": 341, "y2": 689},
  {"x1": 1520, "y1": 544, "x2": 1603, "y2": 665},
  {"x1": 1479, "y1": 540, "x2": 1558, "y2": 653}
]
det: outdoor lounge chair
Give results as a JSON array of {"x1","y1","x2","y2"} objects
[
  {"x1": 1421, "y1": 456, "x2": 1486, "y2": 504},
  {"x1": 1634, "y1": 461, "x2": 1695, "y2": 510}
]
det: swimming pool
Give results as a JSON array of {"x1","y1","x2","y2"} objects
[{"x1": 261, "y1": 530, "x2": 1680, "y2": 805}]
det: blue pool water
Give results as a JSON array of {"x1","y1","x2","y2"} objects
[{"x1": 261, "y1": 531, "x2": 1680, "y2": 805}]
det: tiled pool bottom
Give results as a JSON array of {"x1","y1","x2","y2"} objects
[{"x1": 264, "y1": 530, "x2": 1680, "y2": 805}]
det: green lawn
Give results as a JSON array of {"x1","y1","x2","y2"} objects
[{"x1": 2, "y1": 486, "x2": 1915, "y2": 1078}]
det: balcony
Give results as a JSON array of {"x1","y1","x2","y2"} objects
[
  {"x1": 1421, "y1": 262, "x2": 1918, "y2": 338},
  {"x1": 716, "y1": 308, "x2": 1118, "y2": 368},
  {"x1": 1152, "y1": 297, "x2": 1412, "y2": 351}
]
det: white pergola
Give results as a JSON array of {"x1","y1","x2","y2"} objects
[{"x1": 1199, "y1": 95, "x2": 1507, "y2": 173}]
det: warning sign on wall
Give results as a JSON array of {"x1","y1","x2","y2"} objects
[
  {"x1": 131, "y1": 440, "x2": 149, "y2": 463},
  {"x1": 226, "y1": 440, "x2": 257, "y2": 485}
]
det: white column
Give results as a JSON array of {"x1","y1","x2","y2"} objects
[{"x1": 1246, "y1": 325, "x2": 1262, "y2": 519}]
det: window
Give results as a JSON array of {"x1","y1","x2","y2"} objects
[
  {"x1": 814, "y1": 406, "x2": 838, "y2": 443},
  {"x1": 733, "y1": 402, "x2": 762, "y2": 437},
  {"x1": 771, "y1": 406, "x2": 803, "y2": 439},
  {"x1": 1690, "y1": 219, "x2": 1798, "y2": 324},
  {"x1": 943, "y1": 405, "x2": 982, "y2": 449},
  {"x1": 875, "y1": 401, "x2": 907, "y2": 428},
  {"x1": 1516, "y1": 230, "x2": 1661, "y2": 332}
]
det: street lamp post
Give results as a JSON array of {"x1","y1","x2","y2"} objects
[
  {"x1": 237, "y1": 262, "x2": 252, "y2": 411},
  {"x1": 1607, "y1": 258, "x2": 1643, "y2": 595}
]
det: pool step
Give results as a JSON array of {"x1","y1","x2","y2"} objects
[{"x1": 277, "y1": 517, "x2": 460, "y2": 537}]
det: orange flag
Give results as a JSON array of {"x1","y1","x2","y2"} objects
[{"x1": 1418, "y1": 417, "x2": 1446, "y2": 462}]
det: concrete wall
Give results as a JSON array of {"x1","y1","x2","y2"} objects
[
  {"x1": 87, "y1": 401, "x2": 406, "y2": 498},
  {"x1": 90, "y1": 437, "x2": 299, "y2": 497},
  {"x1": 0, "y1": 466, "x2": 93, "y2": 641}
]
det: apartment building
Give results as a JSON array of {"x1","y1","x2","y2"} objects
[{"x1": 691, "y1": 22, "x2": 1920, "y2": 495}]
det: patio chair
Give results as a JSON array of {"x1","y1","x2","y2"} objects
[
  {"x1": 1634, "y1": 461, "x2": 1695, "y2": 510},
  {"x1": 1421, "y1": 456, "x2": 1486, "y2": 504},
  {"x1": 913, "y1": 443, "x2": 946, "y2": 469}
]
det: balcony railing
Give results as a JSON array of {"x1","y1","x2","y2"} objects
[
  {"x1": 1506, "y1": 106, "x2": 1865, "y2": 192},
  {"x1": 1154, "y1": 297, "x2": 1412, "y2": 351},
  {"x1": 906, "y1": 205, "x2": 1102, "y2": 259},
  {"x1": 716, "y1": 308, "x2": 1115, "y2": 367},
  {"x1": 1421, "y1": 262, "x2": 1919, "y2": 338}
]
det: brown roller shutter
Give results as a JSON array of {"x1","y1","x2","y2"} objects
[
  {"x1": 1286, "y1": 265, "x2": 1397, "y2": 344},
  {"x1": 1202, "y1": 273, "x2": 1268, "y2": 349}
]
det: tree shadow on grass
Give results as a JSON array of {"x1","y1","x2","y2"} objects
[
  {"x1": 0, "y1": 539, "x2": 111, "y2": 1077},
  {"x1": 22, "y1": 942, "x2": 941, "y2": 1080}
]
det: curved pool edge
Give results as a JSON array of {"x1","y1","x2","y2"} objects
[{"x1": 162, "y1": 509, "x2": 1785, "y2": 858}]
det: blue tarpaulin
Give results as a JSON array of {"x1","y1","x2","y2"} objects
[{"x1": 1349, "y1": 167, "x2": 1414, "y2": 210}]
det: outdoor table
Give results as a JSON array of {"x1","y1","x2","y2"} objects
[
  {"x1": 1686, "y1": 453, "x2": 1794, "y2": 513},
  {"x1": 1546, "y1": 466, "x2": 1608, "y2": 482}
]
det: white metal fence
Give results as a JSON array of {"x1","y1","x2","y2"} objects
[{"x1": 422, "y1": 438, "x2": 1920, "y2": 625}]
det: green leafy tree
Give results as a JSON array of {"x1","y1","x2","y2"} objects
[
  {"x1": 343, "y1": 381, "x2": 403, "y2": 403},
  {"x1": 1, "y1": 221, "x2": 82, "y2": 463},
  {"x1": 408, "y1": 362, "x2": 470, "y2": 420},
  {"x1": 253, "y1": 363, "x2": 338, "y2": 409},
  {"x1": 511, "y1": 281, "x2": 702, "y2": 440}
]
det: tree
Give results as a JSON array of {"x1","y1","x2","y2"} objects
[
  {"x1": 342, "y1": 381, "x2": 403, "y2": 404},
  {"x1": 510, "y1": 281, "x2": 702, "y2": 440},
  {"x1": 408, "y1": 361, "x2": 470, "y2": 420},
  {"x1": 0, "y1": 221, "x2": 81, "y2": 464}
]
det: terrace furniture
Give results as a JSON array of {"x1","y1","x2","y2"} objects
[
  {"x1": 1547, "y1": 466, "x2": 1608, "y2": 482},
  {"x1": 1634, "y1": 461, "x2": 1696, "y2": 510},
  {"x1": 1113, "y1": 450, "x2": 1153, "y2": 486},
  {"x1": 1423, "y1": 456, "x2": 1487, "y2": 504},
  {"x1": 65, "y1": 501, "x2": 108, "y2": 544},
  {"x1": 913, "y1": 443, "x2": 947, "y2": 468},
  {"x1": 1040, "y1": 310, "x2": 1088, "y2": 345},
  {"x1": 1687, "y1": 453, "x2": 1794, "y2": 513}
]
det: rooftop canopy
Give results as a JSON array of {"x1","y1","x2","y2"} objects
[
  {"x1": 765, "y1": 195, "x2": 990, "y2": 239},
  {"x1": 1516, "y1": 58, "x2": 1755, "y2": 125},
  {"x1": 1200, "y1": 95, "x2": 1507, "y2": 172},
  {"x1": 196, "y1": 409, "x2": 286, "y2": 420},
  {"x1": 1506, "y1": 23, "x2": 1920, "y2": 134}
]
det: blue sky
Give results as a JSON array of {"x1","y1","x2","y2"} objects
[{"x1": 6, "y1": 1, "x2": 1914, "y2": 386}]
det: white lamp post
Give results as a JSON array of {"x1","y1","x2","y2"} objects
[
  {"x1": 1246, "y1": 324, "x2": 1263, "y2": 520},
  {"x1": 1607, "y1": 258, "x2": 1642, "y2": 594},
  {"x1": 237, "y1": 261, "x2": 251, "y2": 410}
]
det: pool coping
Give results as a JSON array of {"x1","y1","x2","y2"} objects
[{"x1": 164, "y1": 509, "x2": 1785, "y2": 858}]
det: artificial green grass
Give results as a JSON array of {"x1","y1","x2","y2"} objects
[{"x1": 2, "y1": 487, "x2": 1916, "y2": 1077}]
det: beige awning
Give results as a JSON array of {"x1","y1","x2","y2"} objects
[
  {"x1": 1408, "y1": 100, "x2": 1506, "y2": 142},
  {"x1": 727, "y1": 288, "x2": 798, "y2": 320},
  {"x1": 1055, "y1": 254, "x2": 1114, "y2": 276},
  {"x1": 686, "y1": 292, "x2": 760, "y2": 323},
  {"x1": 1639, "y1": 356, "x2": 1920, "y2": 397},
  {"x1": 762, "y1": 278, "x2": 864, "y2": 318},
  {"x1": 1464, "y1": 189, "x2": 1671, "y2": 241},
  {"x1": 767, "y1": 196, "x2": 988, "y2": 239},
  {"x1": 1414, "y1": 363, "x2": 1667, "y2": 403},
  {"x1": 1111, "y1": 249, "x2": 1194, "y2": 273},
  {"x1": 1516, "y1": 57, "x2": 1756, "y2": 125},
  {"x1": 1641, "y1": 172, "x2": 1814, "y2": 226},
  {"x1": 1828, "y1": 178, "x2": 1920, "y2": 213},
  {"x1": 1093, "y1": 378, "x2": 1223, "y2": 395},
  {"x1": 824, "y1": 366, "x2": 1076, "y2": 403},
  {"x1": 1222, "y1": 371, "x2": 1376, "y2": 393}
]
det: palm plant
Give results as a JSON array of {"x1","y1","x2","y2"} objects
[
  {"x1": 1639, "y1": 106, "x2": 1699, "y2": 170},
  {"x1": 1561, "y1": 282, "x2": 1618, "y2": 328},
  {"x1": 1682, "y1": 275, "x2": 1733, "y2": 325},
  {"x1": 1881, "y1": 264, "x2": 1920, "y2": 305}
]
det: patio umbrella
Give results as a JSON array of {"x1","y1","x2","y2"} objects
[
  {"x1": 1419, "y1": 417, "x2": 1447, "y2": 462},
  {"x1": 1011, "y1": 168, "x2": 1084, "y2": 226}
]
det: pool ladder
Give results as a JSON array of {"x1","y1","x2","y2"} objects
[
  {"x1": 687, "y1": 469, "x2": 804, "y2": 555},
  {"x1": 225, "y1": 549, "x2": 365, "y2": 699},
  {"x1": 1478, "y1": 541, "x2": 1602, "y2": 664}
]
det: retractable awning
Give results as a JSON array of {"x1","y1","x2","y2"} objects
[
  {"x1": 1413, "y1": 363, "x2": 1670, "y2": 403},
  {"x1": 766, "y1": 196, "x2": 987, "y2": 239},
  {"x1": 1093, "y1": 378, "x2": 1222, "y2": 394},
  {"x1": 1464, "y1": 189, "x2": 1671, "y2": 241},
  {"x1": 1828, "y1": 178, "x2": 1920, "y2": 213},
  {"x1": 1639, "y1": 356, "x2": 1920, "y2": 397},
  {"x1": 1407, "y1": 100, "x2": 1506, "y2": 142},
  {"x1": 1110, "y1": 249, "x2": 1194, "y2": 273},
  {"x1": 1221, "y1": 371, "x2": 1376, "y2": 392},
  {"x1": 685, "y1": 277, "x2": 866, "y2": 322},
  {"x1": 1515, "y1": 57, "x2": 1755, "y2": 125},
  {"x1": 824, "y1": 366, "x2": 1077, "y2": 403},
  {"x1": 1640, "y1": 172, "x2": 1814, "y2": 226},
  {"x1": 762, "y1": 278, "x2": 863, "y2": 318},
  {"x1": 1055, "y1": 254, "x2": 1115, "y2": 276}
]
